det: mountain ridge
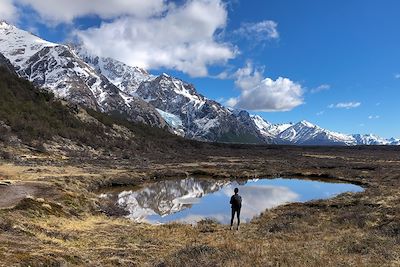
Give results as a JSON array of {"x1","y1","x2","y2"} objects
[
  {"x1": 0, "y1": 21, "x2": 398, "y2": 146},
  {"x1": 0, "y1": 21, "x2": 167, "y2": 128}
]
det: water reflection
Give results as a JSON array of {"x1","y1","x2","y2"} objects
[{"x1": 101, "y1": 177, "x2": 363, "y2": 224}]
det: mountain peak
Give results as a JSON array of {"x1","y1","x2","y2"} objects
[
  {"x1": 298, "y1": 120, "x2": 316, "y2": 128},
  {"x1": 0, "y1": 22, "x2": 57, "y2": 69},
  {"x1": 0, "y1": 20, "x2": 13, "y2": 29}
]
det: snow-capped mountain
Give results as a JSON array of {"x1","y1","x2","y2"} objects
[
  {"x1": 136, "y1": 74, "x2": 264, "y2": 142},
  {"x1": 352, "y1": 134, "x2": 389, "y2": 145},
  {"x1": 72, "y1": 45, "x2": 153, "y2": 95},
  {"x1": 40, "y1": 42, "x2": 265, "y2": 142},
  {"x1": 352, "y1": 134, "x2": 400, "y2": 145},
  {"x1": 251, "y1": 115, "x2": 293, "y2": 139},
  {"x1": 0, "y1": 21, "x2": 166, "y2": 127},
  {"x1": 251, "y1": 115, "x2": 399, "y2": 146},
  {"x1": 277, "y1": 120, "x2": 356, "y2": 145},
  {"x1": 0, "y1": 22, "x2": 397, "y2": 146},
  {"x1": 387, "y1": 138, "x2": 400, "y2": 145}
]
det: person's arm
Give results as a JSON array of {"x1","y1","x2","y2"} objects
[{"x1": 230, "y1": 196, "x2": 233, "y2": 204}]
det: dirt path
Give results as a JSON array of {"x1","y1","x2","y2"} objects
[{"x1": 0, "y1": 182, "x2": 55, "y2": 209}]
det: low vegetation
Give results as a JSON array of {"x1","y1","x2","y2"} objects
[{"x1": 0, "y1": 67, "x2": 399, "y2": 266}]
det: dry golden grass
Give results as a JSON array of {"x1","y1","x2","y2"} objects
[{"x1": 1, "y1": 145, "x2": 400, "y2": 266}]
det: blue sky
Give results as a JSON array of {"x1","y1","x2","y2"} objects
[{"x1": 3, "y1": 0, "x2": 400, "y2": 138}]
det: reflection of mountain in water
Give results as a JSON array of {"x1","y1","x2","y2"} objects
[
  {"x1": 116, "y1": 178, "x2": 230, "y2": 221},
  {"x1": 101, "y1": 177, "x2": 362, "y2": 224}
]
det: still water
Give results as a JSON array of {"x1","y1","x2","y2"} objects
[{"x1": 100, "y1": 177, "x2": 363, "y2": 224}]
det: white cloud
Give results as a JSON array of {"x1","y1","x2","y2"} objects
[
  {"x1": 75, "y1": 0, "x2": 235, "y2": 77},
  {"x1": 0, "y1": 0, "x2": 17, "y2": 22},
  {"x1": 235, "y1": 20, "x2": 279, "y2": 42},
  {"x1": 233, "y1": 62, "x2": 264, "y2": 91},
  {"x1": 310, "y1": 84, "x2": 330, "y2": 93},
  {"x1": 16, "y1": 0, "x2": 167, "y2": 23},
  {"x1": 328, "y1": 102, "x2": 361, "y2": 109},
  {"x1": 227, "y1": 64, "x2": 304, "y2": 111},
  {"x1": 316, "y1": 111, "x2": 324, "y2": 116},
  {"x1": 395, "y1": 73, "x2": 400, "y2": 79},
  {"x1": 368, "y1": 115, "x2": 380, "y2": 120}
]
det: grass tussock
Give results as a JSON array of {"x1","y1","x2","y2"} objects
[{"x1": 1, "y1": 140, "x2": 400, "y2": 266}]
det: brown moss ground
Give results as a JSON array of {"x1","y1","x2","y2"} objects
[{"x1": 0, "y1": 145, "x2": 400, "y2": 266}]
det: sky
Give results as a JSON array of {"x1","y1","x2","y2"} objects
[{"x1": 1, "y1": 0, "x2": 399, "y2": 138}]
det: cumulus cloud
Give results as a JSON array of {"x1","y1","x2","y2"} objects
[
  {"x1": 328, "y1": 102, "x2": 361, "y2": 109},
  {"x1": 226, "y1": 64, "x2": 304, "y2": 112},
  {"x1": 368, "y1": 115, "x2": 380, "y2": 119},
  {"x1": 0, "y1": 0, "x2": 17, "y2": 22},
  {"x1": 75, "y1": 0, "x2": 236, "y2": 77},
  {"x1": 235, "y1": 20, "x2": 279, "y2": 42},
  {"x1": 310, "y1": 84, "x2": 330, "y2": 93},
  {"x1": 233, "y1": 62, "x2": 264, "y2": 91},
  {"x1": 16, "y1": 0, "x2": 167, "y2": 23}
]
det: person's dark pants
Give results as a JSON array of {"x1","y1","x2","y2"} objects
[{"x1": 231, "y1": 208, "x2": 241, "y2": 227}]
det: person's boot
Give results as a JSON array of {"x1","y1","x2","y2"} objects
[
  {"x1": 236, "y1": 225, "x2": 240, "y2": 231},
  {"x1": 230, "y1": 225, "x2": 232, "y2": 230}
]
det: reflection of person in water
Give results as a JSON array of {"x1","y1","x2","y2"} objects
[{"x1": 230, "y1": 187, "x2": 242, "y2": 230}]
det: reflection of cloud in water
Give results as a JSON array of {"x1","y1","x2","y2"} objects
[
  {"x1": 116, "y1": 179, "x2": 299, "y2": 224},
  {"x1": 106, "y1": 177, "x2": 361, "y2": 224},
  {"x1": 221, "y1": 185, "x2": 299, "y2": 223},
  {"x1": 164, "y1": 185, "x2": 299, "y2": 224}
]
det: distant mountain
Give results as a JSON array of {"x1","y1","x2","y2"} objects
[
  {"x1": 252, "y1": 115, "x2": 399, "y2": 146},
  {"x1": 72, "y1": 45, "x2": 153, "y2": 95},
  {"x1": 136, "y1": 74, "x2": 266, "y2": 142},
  {"x1": 352, "y1": 134, "x2": 400, "y2": 145},
  {"x1": 251, "y1": 115, "x2": 293, "y2": 139},
  {"x1": 0, "y1": 21, "x2": 166, "y2": 128},
  {"x1": 0, "y1": 21, "x2": 397, "y2": 146},
  {"x1": 277, "y1": 120, "x2": 356, "y2": 145}
]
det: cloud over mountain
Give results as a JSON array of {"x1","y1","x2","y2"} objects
[
  {"x1": 75, "y1": 0, "x2": 235, "y2": 77},
  {"x1": 15, "y1": 0, "x2": 166, "y2": 22},
  {"x1": 0, "y1": 0, "x2": 17, "y2": 22},
  {"x1": 227, "y1": 64, "x2": 304, "y2": 111}
]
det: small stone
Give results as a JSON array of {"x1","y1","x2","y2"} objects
[{"x1": 42, "y1": 203, "x2": 52, "y2": 210}]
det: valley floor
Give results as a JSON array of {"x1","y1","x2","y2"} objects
[{"x1": 0, "y1": 144, "x2": 399, "y2": 266}]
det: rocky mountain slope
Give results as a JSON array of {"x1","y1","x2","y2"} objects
[
  {"x1": 0, "y1": 21, "x2": 166, "y2": 128},
  {"x1": 135, "y1": 74, "x2": 265, "y2": 142},
  {"x1": 74, "y1": 46, "x2": 266, "y2": 142},
  {"x1": 0, "y1": 21, "x2": 397, "y2": 146}
]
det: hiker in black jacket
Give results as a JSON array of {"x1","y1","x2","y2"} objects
[{"x1": 230, "y1": 187, "x2": 242, "y2": 230}]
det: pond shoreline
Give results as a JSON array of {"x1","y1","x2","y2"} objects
[
  {"x1": 98, "y1": 177, "x2": 363, "y2": 225},
  {"x1": 0, "y1": 145, "x2": 399, "y2": 266}
]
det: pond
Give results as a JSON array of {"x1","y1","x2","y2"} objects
[{"x1": 99, "y1": 177, "x2": 363, "y2": 224}]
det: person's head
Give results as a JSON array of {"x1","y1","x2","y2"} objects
[{"x1": 234, "y1": 188, "x2": 239, "y2": 194}]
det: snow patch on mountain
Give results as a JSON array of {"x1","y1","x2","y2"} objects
[
  {"x1": 72, "y1": 45, "x2": 154, "y2": 95},
  {"x1": 0, "y1": 21, "x2": 57, "y2": 70},
  {"x1": 0, "y1": 22, "x2": 166, "y2": 127},
  {"x1": 251, "y1": 115, "x2": 292, "y2": 138},
  {"x1": 156, "y1": 108, "x2": 184, "y2": 136}
]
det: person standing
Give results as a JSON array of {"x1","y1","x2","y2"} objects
[{"x1": 230, "y1": 187, "x2": 242, "y2": 230}]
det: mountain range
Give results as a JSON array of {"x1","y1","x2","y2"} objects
[{"x1": 0, "y1": 21, "x2": 398, "y2": 146}]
